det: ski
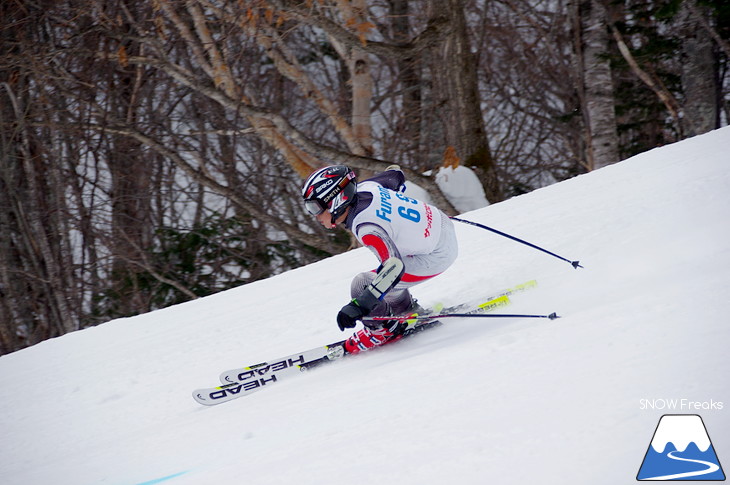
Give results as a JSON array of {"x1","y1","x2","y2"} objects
[
  {"x1": 192, "y1": 280, "x2": 537, "y2": 406},
  {"x1": 217, "y1": 340, "x2": 346, "y2": 384},
  {"x1": 217, "y1": 279, "x2": 536, "y2": 384},
  {"x1": 192, "y1": 365, "x2": 302, "y2": 405}
]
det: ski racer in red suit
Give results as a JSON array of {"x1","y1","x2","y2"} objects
[{"x1": 302, "y1": 165, "x2": 458, "y2": 353}]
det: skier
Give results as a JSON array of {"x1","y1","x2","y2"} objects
[{"x1": 301, "y1": 164, "x2": 458, "y2": 354}]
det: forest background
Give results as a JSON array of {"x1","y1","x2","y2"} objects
[{"x1": 1, "y1": 0, "x2": 728, "y2": 355}]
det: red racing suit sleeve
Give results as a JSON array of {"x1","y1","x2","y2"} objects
[{"x1": 356, "y1": 222, "x2": 402, "y2": 265}]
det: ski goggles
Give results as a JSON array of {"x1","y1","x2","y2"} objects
[{"x1": 304, "y1": 199, "x2": 327, "y2": 216}]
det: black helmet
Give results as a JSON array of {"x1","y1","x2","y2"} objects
[{"x1": 302, "y1": 165, "x2": 357, "y2": 223}]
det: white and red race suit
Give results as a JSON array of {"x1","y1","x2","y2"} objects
[{"x1": 344, "y1": 169, "x2": 458, "y2": 313}]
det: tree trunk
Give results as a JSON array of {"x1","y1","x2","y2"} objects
[
  {"x1": 430, "y1": 0, "x2": 502, "y2": 203},
  {"x1": 389, "y1": 0, "x2": 422, "y2": 154},
  {"x1": 576, "y1": 0, "x2": 619, "y2": 170},
  {"x1": 338, "y1": 0, "x2": 374, "y2": 157},
  {"x1": 677, "y1": 0, "x2": 718, "y2": 136},
  {"x1": 106, "y1": 33, "x2": 154, "y2": 316}
]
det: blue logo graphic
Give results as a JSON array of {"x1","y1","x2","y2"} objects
[{"x1": 637, "y1": 414, "x2": 725, "y2": 481}]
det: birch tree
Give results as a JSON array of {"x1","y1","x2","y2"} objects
[
  {"x1": 676, "y1": 0, "x2": 719, "y2": 136},
  {"x1": 574, "y1": 0, "x2": 619, "y2": 170}
]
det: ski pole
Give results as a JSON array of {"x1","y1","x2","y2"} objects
[
  {"x1": 364, "y1": 312, "x2": 560, "y2": 323},
  {"x1": 450, "y1": 217, "x2": 583, "y2": 269}
]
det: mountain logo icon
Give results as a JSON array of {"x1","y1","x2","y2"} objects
[{"x1": 637, "y1": 414, "x2": 726, "y2": 481}]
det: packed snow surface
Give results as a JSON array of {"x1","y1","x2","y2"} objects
[{"x1": 1, "y1": 128, "x2": 729, "y2": 485}]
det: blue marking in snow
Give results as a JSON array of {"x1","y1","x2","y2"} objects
[{"x1": 135, "y1": 471, "x2": 188, "y2": 485}]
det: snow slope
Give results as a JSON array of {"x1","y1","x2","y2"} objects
[{"x1": 1, "y1": 127, "x2": 729, "y2": 485}]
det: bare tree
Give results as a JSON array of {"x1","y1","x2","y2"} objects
[
  {"x1": 573, "y1": 0, "x2": 619, "y2": 170},
  {"x1": 427, "y1": 0, "x2": 503, "y2": 202},
  {"x1": 2, "y1": 0, "x2": 727, "y2": 354},
  {"x1": 473, "y1": 0, "x2": 588, "y2": 192},
  {"x1": 676, "y1": 0, "x2": 719, "y2": 136},
  {"x1": 388, "y1": 0, "x2": 423, "y2": 156}
]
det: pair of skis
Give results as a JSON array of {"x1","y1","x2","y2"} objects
[{"x1": 192, "y1": 280, "x2": 546, "y2": 406}]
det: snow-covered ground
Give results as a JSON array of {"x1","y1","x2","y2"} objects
[{"x1": 1, "y1": 127, "x2": 729, "y2": 485}]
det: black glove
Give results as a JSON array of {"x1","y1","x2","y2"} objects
[
  {"x1": 337, "y1": 300, "x2": 365, "y2": 331},
  {"x1": 337, "y1": 288, "x2": 380, "y2": 331}
]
